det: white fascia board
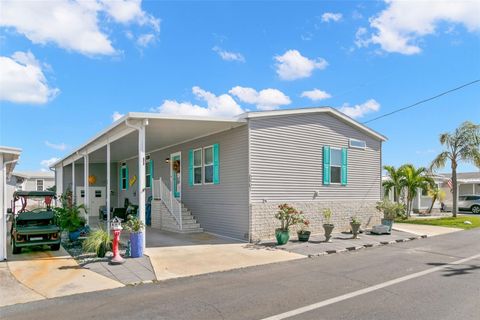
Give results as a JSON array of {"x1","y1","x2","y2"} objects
[
  {"x1": 238, "y1": 107, "x2": 387, "y2": 142},
  {"x1": 0, "y1": 146, "x2": 22, "y2": 155},
  {"x1": 51, "y1": 113, "x2": 246, "y2": 168}
]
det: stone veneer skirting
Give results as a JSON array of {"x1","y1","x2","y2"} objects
[{"x1": 250, "y1": 200, "x2": 381, "y2": 241}]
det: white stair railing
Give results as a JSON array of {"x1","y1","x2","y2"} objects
[{"x1": 152, "y1": 178, "x2": 182, "y2": 230}]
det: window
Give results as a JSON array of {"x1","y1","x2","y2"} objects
[
  {"x1": 349, "y1": 138, "x2": 366, "y2": 149},
  {"x1": 193, "y1": 148, "x2": 202, "y2": 185},
  {"x1": 36, "y1": 179, "x2": 44, "y2": 191},
  {"x1": 330, "y1": 149, "x2": 342, "y2": 184},
  {"x1": 146, "y1": 156, "x2": 152, "y2": 188},
  {"x1": 120, "y1": 163, "x2": 128, "y2": 190},
  {"x1": 95, "y1": 190, "x2": 102, "y2": 198},
  {"x1": 204, "y1": 146, "x2": 214, "y2": 184},
  {"x1": 81, "y1": 190, "x2": 85, "y2": 198}
]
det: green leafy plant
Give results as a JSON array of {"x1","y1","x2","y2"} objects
[
  {"x1": 123, "y1": 215, "x2": 145, "y2": 233},
  {"x1": 275, "y1": 204, "x2": 304, "y2": 231},
  {"x1": 82, "y1": 227, "x2": 111, "y2": 258},
  {"x1": 54, "y1": 204, "x2": 86, "y2": 232},
  {"x1": 323, "y1": 208, "x2": 333, "y2": 225},
  {"x1": 399, "y1": 164, "x2": 435, "y2": 218},
  {"x1": 297, "y1": 219, "x2": 310, "y2": 234},
  {"x1": 427, "y1": 185, "x2": 446, "y2": 214},
  {"x1": 376, "y1": 200, "x2": 407, "y2": 220},
  {"x1": 350, "y1": 216, "x2": 361, "y2": 225}
]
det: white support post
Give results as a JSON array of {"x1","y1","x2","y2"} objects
[
  {"x1": 72, "y1": 161, "x2": 75, "y2": 203},
  {"x1": 138, "y1": 123, "x2": 146, "y2": 249},
  {"x1": 107, "y1": 143, "x2": 111, "y2": 235},
  {"x1": 84, "y1": 154, "x2": 90, "y2": 225}
]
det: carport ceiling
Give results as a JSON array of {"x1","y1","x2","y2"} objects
[{"x1": 88, "y1": 118, "x2": 245, "y2": 163}]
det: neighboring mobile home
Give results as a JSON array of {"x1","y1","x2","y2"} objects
[
  {"x1": 6, "y1": 171, "x2": 55, "y2": 212},
  {"x1": 52, "y1": 107, "x2": 386, "y2": 244}
]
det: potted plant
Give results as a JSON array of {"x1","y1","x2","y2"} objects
[
  {"x1": 322, "y1": 208, "x2": 334, "y2": 242},
  {"x1": 274, "y1": 204, "x2": 303, "y2": 245},
  {"x1": 83, "y1": 227, "x2": 111, "y2": 258},
  {"x1": 297, "y1": 219, "x2": 311, "y2": 242},
  {"x1": 350, "y1": 216, "x2": 361, "y2": 239},
  {"x1": 55, "y1": 204, "x2": 86, "y2": 241},
  {"x1": 376, "y1": 200, "x2": 406, "y2": 232},
  {"x1": 123, "y1": 215, "x2": 145, "y2": 258}
]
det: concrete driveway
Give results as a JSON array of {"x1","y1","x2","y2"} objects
[
  {"x1": 144, "y1": 228, "x2": 305, "y2": 281},
  {"x1": 5, "y1": 245, "x2": 123, "y2": 302}
]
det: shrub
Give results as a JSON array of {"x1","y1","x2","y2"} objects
[{"x1": 376, "y1": 200, "x2": 407, "y2": 220}]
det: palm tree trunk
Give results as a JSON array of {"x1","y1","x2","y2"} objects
[
  {"x1": 427, "y1": 195, "x2": 437, "y2": 214},
  {"x1": 452, "y1": 164, "x2": 457, "y2": 218}
]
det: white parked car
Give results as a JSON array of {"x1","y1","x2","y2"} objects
[{"x1": 457, "y1": 195, "x2": 480, "y2": 214}]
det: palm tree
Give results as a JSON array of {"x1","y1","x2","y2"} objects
[
  {"x1": 427, "y1": 185, "x2": 446, "y2": 214},
  {"x1": 400, "y1": 164, "x2": 435, "y2": 218},
  {"x1": 430, "y1": 121, "x2": 480, "y2": 217},
  {"x1": 382, "y1": 165, "x2": 403, "y2": 203}
]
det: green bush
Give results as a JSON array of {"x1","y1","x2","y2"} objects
[
  {"x1": 54, "y1": 204, "x2": 86, "y2": 232},
  {"x1": 82, "y1": 227, "x2": 111, "y2": 257},
  {"x1": 376, "y1": 200, "x2": 407, "y2": 220}
]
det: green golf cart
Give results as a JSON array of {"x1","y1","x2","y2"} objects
[{"x1": 10, "y1": 191, "x2": 61, "y2": 254}]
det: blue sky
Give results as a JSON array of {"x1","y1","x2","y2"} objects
[{"x1": 0, "y1": 0, "x2": 479, "y2": 174}]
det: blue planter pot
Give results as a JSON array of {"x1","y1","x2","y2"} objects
[
  {"x1": 69, "y1": 230, "x2": 81, "y2": 241},
  {"x1": 130, "y1": 232, "x2": 144, "y2": 258},
  {"x1": 381, "y1": 219, "x2": 393, "y2": 232}
]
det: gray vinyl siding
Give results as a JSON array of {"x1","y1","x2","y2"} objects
[
  {"x1": 249, "y1": 113, "x2": 382, "y2": 202},
  {"x1": 148, "y1": 125, "x2": 249, "y2": 240}
]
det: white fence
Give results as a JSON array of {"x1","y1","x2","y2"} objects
[{"x1": 152, "y1": 178, "x2": 182, "y2": 230}]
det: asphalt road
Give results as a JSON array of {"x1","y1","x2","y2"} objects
[{"x1": 2, "y1": 229, "x2": 479, "y2": 320}]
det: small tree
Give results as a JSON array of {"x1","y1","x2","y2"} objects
[
  {"x1": 400, "y1": 164, "x2": 434, "y2": 218},
  {"x1": 275, "y1": 204, "x2": 304, "y2": 231},
  {"x1": 430, "y1": 121, "x2": 480, "y2": 217},
  {"x1": 382, "y1": 165, "x2": 403, "y2": 203},
  {"x1": 427, "y1": 185, "x2": 446, "y2": 214}
]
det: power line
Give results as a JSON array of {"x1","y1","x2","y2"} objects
[{"x1": 363, "y1": 79, "x2": 480, "y2": 124}]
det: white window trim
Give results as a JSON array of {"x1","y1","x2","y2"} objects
[
  {"x1": 36, "y1": 179, "x2": 44, "y2": 191},
  {"x1": 145, "y1": 156, "x2": 151, "y2": 189},
  {"x1": 120, "y1": 163, "x2": 127, "y2": 190},
  {"x1": 203, "y1": 145, "x2": 214, "y2": 185},
  {"x1": 349, "y1": 138, "x2": 366, "y2": 150},
  {"x1": 330, "y1": 147, "x2": 342, "y2": 185},
  {"x1": 193, "y1": 148, "x2": 203, "y2": 185}
]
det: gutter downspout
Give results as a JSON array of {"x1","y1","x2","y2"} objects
[{"x1": 3, "y1": 159, "x2": 18, "y2": 261}]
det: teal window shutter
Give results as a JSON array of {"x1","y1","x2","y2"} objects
[
  {"x1": 119, "y1": 166, "x2": 123, "y2": 190},
  {"x1": 323, "y1": 146, "x2": 330, "y2": 185},
  {"x1": 150, "y1": 159, "x2": 154, "y2": 187},
  {"x1": 188, "y1": 149, "x2": 194, "y2": 186},
  {"x1": 125, "y1": 165, "x2": 129, "y2": 190},
  {"x1": 341, "y1": 147, "x2": 348, "y2": 185},
  {"x1": 213, "y1": 143, "x2": 220, "y2": 184}
]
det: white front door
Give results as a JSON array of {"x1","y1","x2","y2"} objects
[
  {"x1": 170, "y1": 152, "x2": 181, "y2": 199},
  {"x1": 76, "y1": 187, "x2": 106, "y2": 219}
]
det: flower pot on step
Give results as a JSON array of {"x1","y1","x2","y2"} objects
[
  {"x1": 275, "y1": 229, "x2": 290, "y2": 245},
  {"x1": 323, "y1": 224, "x2": 334, "y2": 242}
]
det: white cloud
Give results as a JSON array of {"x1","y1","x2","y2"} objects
[
  {"x1": 274, "y1": 49, "x2": 328, "y2": 80},
  {"x1": 152, "y1": 86, "x2": 244, "y2": 118},
  {"x1": 0, "y1": 51, "x2": 59, "y2": 104},
  {"x1": 136, "y1": 33, "x2": 155, "y2": 47},
  {"x1": 300, "y1": 89, "x2": 332, "y2": 101},
  {"x1": 358, "y1": 0, "x2": 480, "y2": 55},
  {"x1": 339, "y1": 99, "x2": 380, "y2": 119},
  {"x1": 321, "y1": 12, "x2": 343, "y2": 23},
  {"x1": 212, "y1": 46, "x2": 245, "y2": 62},
  {"x1": 112, "y1": 111, "x2": 125, "y2": 122},
  {"x1": 41, "y1": 157, "x2": 60, "y2": 169},
  {"x1": 45, "y1": 141, "x2": 68, "y2": 151},
  {"x1": 0, "y1": 0, "x2": 159, "y2": 56},
  {"x1": 229, "y1": 86, "x2": 291, "y2": 110}
]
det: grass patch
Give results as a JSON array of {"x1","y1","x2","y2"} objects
[{"x1": 396, "y1": 216, "x2": 480, "y2": 230}]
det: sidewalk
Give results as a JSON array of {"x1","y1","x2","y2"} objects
[{"x1": 393, "y1": 223, "x2": 462, "y2": 237}]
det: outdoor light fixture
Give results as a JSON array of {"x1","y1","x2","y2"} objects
[{"x1": 165, "y1": 157, "x2": 170, "y2": 164}]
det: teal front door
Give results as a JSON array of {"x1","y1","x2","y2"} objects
[{"x1": 171, "y1": 153, "x2": 181, "y2": 198}]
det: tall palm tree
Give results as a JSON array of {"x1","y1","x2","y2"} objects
[
  {"x1": 400, "y1": 164, "x2": 435, "y2": 218},
  {"x1": 430, "y1": 121, "x2": 480, "y2": 217},
  {"x1": 382, "y1": 165, "x2": 403, "y2": 203}
]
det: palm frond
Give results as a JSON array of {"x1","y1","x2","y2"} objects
[{"x1": 430, "y1": 151, "x2": 450, "y2": 171}]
